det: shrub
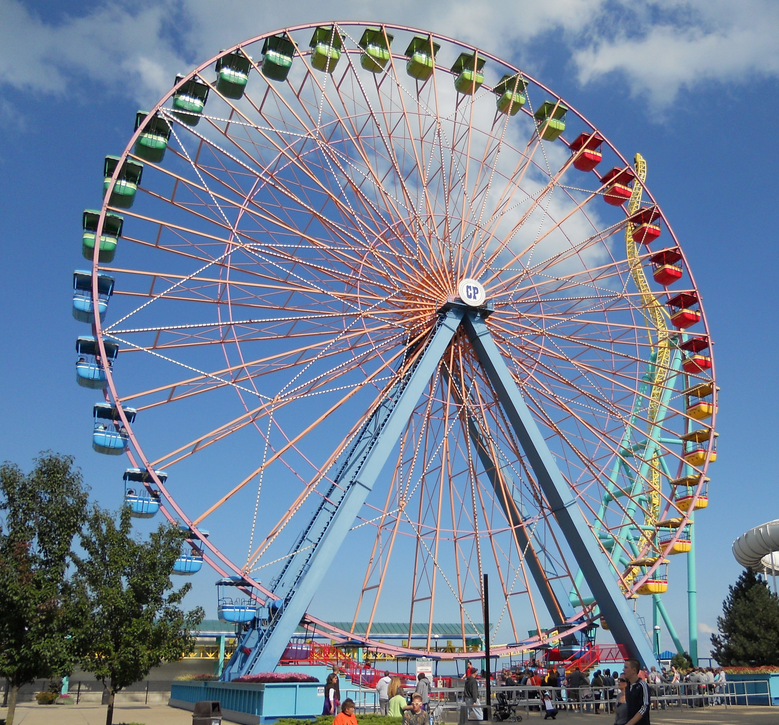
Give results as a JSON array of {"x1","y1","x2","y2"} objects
[
  {"x1": 35, "y1": 691, "x2": 58, "y2": 704},
  {"x1": 174, "y1": 673, "x2": 218, "y2": 681}
]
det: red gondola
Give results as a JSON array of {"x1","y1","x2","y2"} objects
[
  {"x1": 666, "y1": 291, "x2": 700, "y2": 329},
  {"x1": 629, "y1": 206, "x2": 662, "y2": 245},
  {"x1": 679, "y1": 336, "x2": 712, "y2": 373},
  {"x1": 650, "y1": 247, "x2": 682, "y2": 286},
  {"x1": 600, "y1": 167, "x2": 635, "y2": 206},
  {"x1": 569, "y1": 132, "x2": 604, "y2": 172}
]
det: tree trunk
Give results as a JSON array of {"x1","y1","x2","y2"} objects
[
  {"x1": 105, "y1": 689, "x2": 115, "y2": 725},
  {"x1": 6, "y1": 683, "x2": 19, "y2": 725}
]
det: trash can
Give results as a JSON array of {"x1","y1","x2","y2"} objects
[{"x1": 193, "y1": 700, "x2": 222, "y2": 725}]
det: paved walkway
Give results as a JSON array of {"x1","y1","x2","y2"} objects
[{"x1": 1, "y1": 703, "x2": 777, "y2": 724}]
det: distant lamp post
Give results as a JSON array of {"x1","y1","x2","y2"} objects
[{"x1": 653, "y1": 625, "x2": 662, "y2": 657}]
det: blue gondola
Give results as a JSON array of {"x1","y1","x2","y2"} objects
[
  {"x1": 217, "y1": 576, "x2": 257, "y2": 623},
  {"x1": 123, "y1": 468, "x2": 166, "y2": 518},
  {"x1": 173, "y1": 553, "x2": 204, "y2": 574},
  {"x1": 72, "y1": 270, "x2": 115, "y2": 323},
  {"x1": 173, "y1": 527, "x2": 208, "y2": 575},
  {"x1": 92, "y1": 403, "x2": 136, "y2": 455},
  {"x1": 76, "y1": 336, "x2": 119, "y2": 389}
]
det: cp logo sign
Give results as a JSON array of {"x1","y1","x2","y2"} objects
[{"x1": 457, "y1": 279, "x2": 486, "y2": 307}]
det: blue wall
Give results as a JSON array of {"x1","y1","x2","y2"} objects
[{"x1": 171, "y1": 681, "x2": 324, "y2": 723}]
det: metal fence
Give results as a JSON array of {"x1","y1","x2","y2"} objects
[{"x1": 349, "y1": 681, "x2": 774, "y2": 718}]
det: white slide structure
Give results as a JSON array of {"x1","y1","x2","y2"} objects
[{"x1": 733, "y1": 520, "x2": 779, "y2": 574}]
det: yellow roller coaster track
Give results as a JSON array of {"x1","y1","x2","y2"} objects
[{"x1": 623, "y1": 154, "x2": 671, "y2": 587}]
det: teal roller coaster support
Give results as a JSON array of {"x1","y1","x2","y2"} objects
[{"x1": 462, "y1": 312, "x2": 658, "y2": 668}]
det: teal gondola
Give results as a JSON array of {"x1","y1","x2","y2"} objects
[
  {"x1": 172, "y1": 75, "x2": 209, "y2": 126},
  {"x1": 216, "y1": 50, "x2": 252, "y2": 98},
  {"x1": 103, "y1": 156, "x2": 143, "y2": 209},
  {"x1": 134, "y1": 111, "x2": 172, "y2": 163},
  {"x1": 82, "y1": 209, "x2": 123, "y2": 263}
]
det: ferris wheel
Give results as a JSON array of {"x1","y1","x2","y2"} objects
[{"x1": 72, "y1": 22, "x2": 717, "y2": 676}]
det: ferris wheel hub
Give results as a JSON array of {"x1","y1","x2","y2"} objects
[{"x1": 457, "y1": 278, "x2": 486, "y2": 307}]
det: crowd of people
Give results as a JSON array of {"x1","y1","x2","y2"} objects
[{"x1": 321, "y1": 659, "x2": 728, "y2": 725}]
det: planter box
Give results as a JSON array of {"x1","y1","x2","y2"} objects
[
  {"x1": 170, "y1": 680, "x2": 323, "y2": 724},
  {"x1": 727, "y1": 674, "x2": 779, "y2": 706}
]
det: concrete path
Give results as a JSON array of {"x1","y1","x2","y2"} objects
[{"x1": 1, "y1": 703, "x2": 777, "y2": 725}]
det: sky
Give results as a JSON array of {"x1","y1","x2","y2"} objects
[{"x1": 1, "y1": 0, "x2": 779, "y2": 663}]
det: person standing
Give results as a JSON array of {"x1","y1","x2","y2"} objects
[
  {"x1": 591, "y1": 670, "x2": 604, "y2": 714},
  {"x1": 324, "y1": 672, "x2": 341, "y2": 716},
  {"x1": 567, "y1": 666, "x2": 586, "y2": 709},
  {"x1": 602, "y1": 669, "x2": 615, "y2": 713},
  {"x1": 389, "y1": 681, "x2": 407, "y2": 718},
  {"x1": 623, "y1": 658, "x2": 650, "y2": 725},
  {"x1": 613, "y1": 676, "x2": 629, "y2": 725},
  {"x1": 376, "y1": 671, "x2": 392, "y2": 716},
  {"x1": 415, "y1": 672, "x2": 432, "y2": 710},
  {"x1": 463, "y1": 667, "x2": 481, "y2": 720}
]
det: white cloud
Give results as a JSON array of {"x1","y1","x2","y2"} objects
[
  {"x1": 0, "y1": 0, "x2": 186, "y2": 105},
  {"x1": 573, "y1": 1, "x2": 779, "y2": 105},
  {"x1": 1, "y1": 0, "x2": 778, "y2": 109},
  {"x1": 698, "y1": 621, "x2": 718, "y2": 634}
]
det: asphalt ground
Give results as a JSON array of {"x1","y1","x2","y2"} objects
[{"x1": 1, "y1": 703, "x2": 778, "y2": 725}]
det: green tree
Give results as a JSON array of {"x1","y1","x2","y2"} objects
[
  {"x1": 72, "y1": 505, "x2": 204, "y2": 725},
  {"x1": 711, "y1": 568, "x2": 779, "y2": 666},
  {"x1": 670, "y1": 652, "x2": 693, "y2": 671},
  {"x1": 0, "y1": 452, "x2": 89, "y2": 725}
]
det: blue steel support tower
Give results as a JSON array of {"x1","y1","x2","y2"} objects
[{"x1": 221, "y1": 296, "x2": 659, "y2": 679}]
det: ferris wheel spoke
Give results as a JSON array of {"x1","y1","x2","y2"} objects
[
  {"x1": 114, "y1": 326, "x2": 401, "y2": 410},
  {"x1": 471, "y1": 136, "x2": 579, "y2": 279}
]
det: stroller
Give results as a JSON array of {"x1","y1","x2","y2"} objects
[{"x1": 493, "y1": 691, "x2": 522, "y2": 722}]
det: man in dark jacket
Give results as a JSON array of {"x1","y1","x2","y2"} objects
[
  {"x1": 567, "y1": 666, "x2": 586, "y2": 707},
  {"x1": 624, "y1": 658, "x2": 650, "y2": 725},
  {"x1": 463, "y1": 668, "x2": 480, "y2": 720}
]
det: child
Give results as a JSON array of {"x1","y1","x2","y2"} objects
[
  {"x1": 333, "y1": 699, "x2": 358, "y2": 725},
  {"x1": 542, "y1": 692, "x2": 557, "y2": 720}
]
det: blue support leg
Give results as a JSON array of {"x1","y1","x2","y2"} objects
[
  {"x1": 221, "y1": 308, "x2": 464, "y2": 679},
  {"x1": 462, "y1": 311, "x2": 658, "y2": 668}
]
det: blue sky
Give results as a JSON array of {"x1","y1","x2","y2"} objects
[{"x1": 1, "y1": 0, "x2": 778, "y2": 661}]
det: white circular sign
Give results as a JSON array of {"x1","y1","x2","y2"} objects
[{"x1": 457, "y1": 278, "x2": 486, "y2": 307}]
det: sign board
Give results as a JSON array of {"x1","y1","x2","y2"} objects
[{"x1": 416, "y1": 658, "x2": 433, "y2": 679}]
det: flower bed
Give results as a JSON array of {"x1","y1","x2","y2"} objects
[
  {"x1": 234, "y1": 672, "x2": 319, "y2": 684},
  {"x1": 724, "y1": 666, "x2": 779, "y2": 674}
]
